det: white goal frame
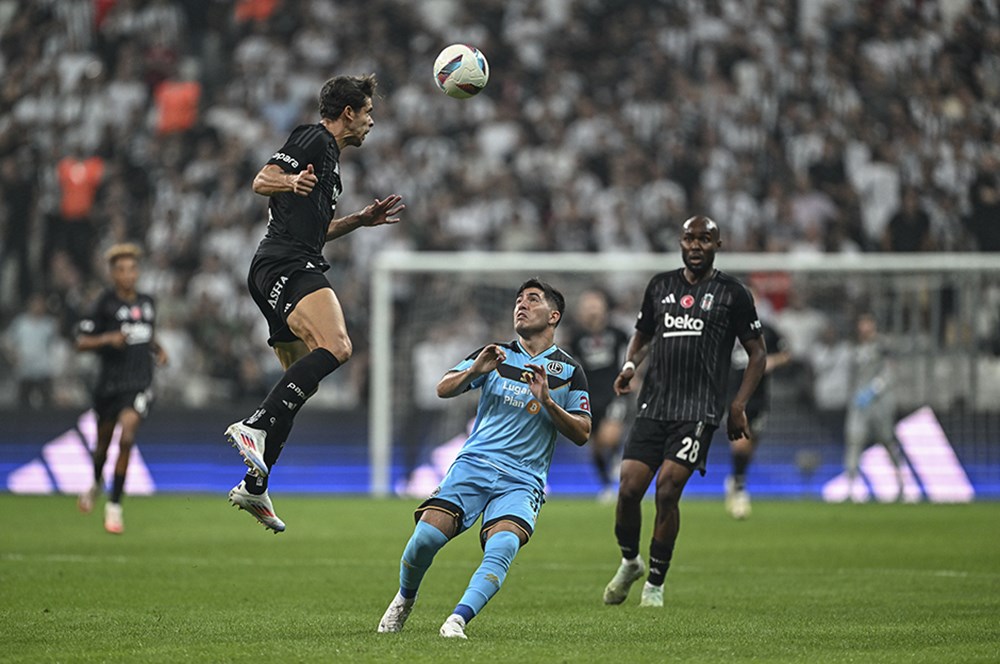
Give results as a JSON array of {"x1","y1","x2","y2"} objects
[{"x1": 369, "y1": 251, "x2": 1000, "y2": 496}]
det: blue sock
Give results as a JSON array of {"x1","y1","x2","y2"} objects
[
  {"x1": 453, "y1": 530, "x2": 521, "y2": 622},
  {"x1": 399, "y1": 521, "x2": 449, "y2": 598}
]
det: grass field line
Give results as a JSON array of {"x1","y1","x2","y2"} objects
[{"x1": 2, "y1": 551, "x2": 996, "y2": 581}]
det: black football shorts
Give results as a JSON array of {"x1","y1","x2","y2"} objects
[
  {"x1": 623, "y1": 418, "x2": 717, "y2": 475},
  {"x1": 94, "y1": 388, "x2": 154, "y2": 423},
  {"x1": 247, "y1": 253, "x2": 332, "y2": 346}
]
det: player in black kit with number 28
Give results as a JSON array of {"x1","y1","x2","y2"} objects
[
  {"x1": 602, "y1": 216, "x2": 766, "y2": 608},
  {"x1": 76, "y1": 243, "x2": 168, "y2": 534},
  {"x1": 225, "y1": 74, "x2": 404, "y2": 533}
]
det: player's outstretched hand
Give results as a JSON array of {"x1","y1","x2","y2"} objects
[
  {"x1": 727, "y1": 405, "x2": 749, "y2": 440},
  {"x1": 291, "y1": 164, "x2": 318, "y2": 196},
  {"x1": 525, "y1": 363, "x2": 551, "y2": 402},
  {"x1": 471, "y1": 344, "x2": 506, "y2": 375},
  {"x1": 359, "y1": 195, "x2": 405, "y2": 227}
]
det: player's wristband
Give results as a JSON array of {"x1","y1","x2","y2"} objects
[{"x1": 621, "y1": 361, "x2": 636, "y2": 373}]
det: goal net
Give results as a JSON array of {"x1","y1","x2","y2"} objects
[{"x1": 369, "y1": 252, "x2": 1000, "y2": 497}]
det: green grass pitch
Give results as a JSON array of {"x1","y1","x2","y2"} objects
[{"x1": 1, "y1": 495, "x2": 998, "y2": 663}]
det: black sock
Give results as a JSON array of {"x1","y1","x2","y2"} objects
[
  {"x1": 593, "y1": 450, "x2": 611, "y2": 487},
  {"x1": 647, "y1": 538, "x2": 675, "y2": 586},
  {"x1": 244, "y1": 428, "x2": 290, "y2": 495},
  {"x1": 732, "y1": 452, "x2": 751, "y2": 491},
  {"x1": 245, "y1": 348, "x2": 340, "y2": 435},
  {"x1": 244, "y1": 470, "x2": 267, "y2": 495},
  {"x1": 615, "y1": 521, "x2": 641, "y2": 560},
  {"x1": 110, "y1": 473, "x2": 126, "y2": 503}
]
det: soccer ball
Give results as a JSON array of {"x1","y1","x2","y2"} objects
[{"x1": 433, "y1": 44, "x2": 489, "y2": 99}]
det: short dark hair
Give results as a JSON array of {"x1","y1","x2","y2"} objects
[
  {"x1": 517, "y1": 278, "x2": 565, "y2": 327},
  {"x1": 319, "y1": 74, "x2": 377, "y2": 121}
]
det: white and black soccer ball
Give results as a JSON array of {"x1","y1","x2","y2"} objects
[{"x1": 433, "y1": 44, "x2": 489, "y2": 99}]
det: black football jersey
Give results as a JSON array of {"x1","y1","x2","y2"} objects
[
  {"x1": 633, "y1": 268, "x2": 762, "y2": 425},
  {"x1": 77, "y1": 289, "x2": 157, "y2": 397},
  {"x1": 568, "y1": 325, "x2": 630, "y2": 407},
  {"x1": 255, "y1": 123, "x2": 343, "y2": 268},
  {"x1": 729, "y1": 321, "x2": 787, "y2": 411}
]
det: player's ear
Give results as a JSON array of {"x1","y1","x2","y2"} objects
[{"x1": 550, "y1": 309, "x2": 561, "y2": 326}]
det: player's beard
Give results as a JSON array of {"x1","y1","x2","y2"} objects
[{"x1": 682, "y1": 251, "x2": 713, "y2": 276}]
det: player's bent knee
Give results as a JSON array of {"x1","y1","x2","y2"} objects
[
  {"x1": 484, "y1": 522, "x2": 528, "y2": 548},
  {"x1": 322, "y1": 333, "x2": 352, "y2": 364}
]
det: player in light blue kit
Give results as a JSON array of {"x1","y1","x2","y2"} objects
[{"x1": 377, "y1": 279, "x2": 591, "y2": 639}]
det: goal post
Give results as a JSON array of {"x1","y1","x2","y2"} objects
[{"x1": 369, "y1": 251, "x2": 1000, "y2": 496}]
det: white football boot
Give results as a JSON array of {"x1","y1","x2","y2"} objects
[
  {"x1": 228, "y1": 481, "x2": 285, "y2": 533},
  {"x1": 104, "y1": 502, "x2": 124, "y2": 534},
  {"x1": 439, "y1": 614, "x2": 467, "y2": 639},
  {"x1": 639, "y1": 581, "x2": 664, "y2": 607},
  {"x1": 225, "y1": 421, "x2": 268, "y2": 477},
  {"x1": 377, "y1": 592, "x2": 415, "y2": 633},
  {"x1": 603, "y1": 556, "x2": 645, "y2": 605},
  {"x1": 78, "y1": 483, "x2": 101, "y2": 514}
]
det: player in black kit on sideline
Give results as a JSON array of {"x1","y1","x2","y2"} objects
[
  {"x1": 76, "y1": 243, "x2": 168, "y2": 534},
  {"x1": 567, "y1": 289, "x2": 630, "y2": 501},
  {"x1": 226, "y1": 74, "x2": 404, "y2": 533},
  {"x1": 602, "y1": 216, "x2": 766, "y2": 608}
]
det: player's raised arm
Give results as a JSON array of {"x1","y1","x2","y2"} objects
[
  {"x1": 525, "y1": 362, "x2": 591, "y2": 446},
  {"x1": 437, "y1": 344, "x2": 506, "y2": 398}
]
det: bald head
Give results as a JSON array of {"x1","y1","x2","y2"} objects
[
  {"x1": 683, "y1": 215, "x2": 720, "y2": 239},
  {"x1": 680, "y1": 215, "x2": 722, "y2": 279}
]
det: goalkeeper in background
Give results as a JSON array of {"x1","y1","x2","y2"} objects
[
  {"x1": 844, "y1": 313, "x2": 905, "y2": 501},
  {"x1": 377, "y1": 279, "x2": 591, "y2": 640}
]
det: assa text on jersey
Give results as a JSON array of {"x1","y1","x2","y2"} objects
[{"x1": 271, "y1": 152, "x2": 299, "y2": 169}]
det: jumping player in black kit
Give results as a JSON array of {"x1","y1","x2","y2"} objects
[
  {"x1": 225, "y1": 74, "x2": 404, "y2": 533},
  {"x1": 567, "y1": 289, "x2": 630, "y2": 501},
  {"x1": 602, "y1": 215, "x2": 766, "y2": 607},
  {"x1": 76, "y1": 243, "x2": 168, "y2": 534}
]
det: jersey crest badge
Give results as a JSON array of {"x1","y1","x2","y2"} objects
[
  {"x1": 546, "y1": 361, "x2": 564, "y2": 375},
  {"x1": 700, "y1": 293, "x2": 715, "y2": 311}
]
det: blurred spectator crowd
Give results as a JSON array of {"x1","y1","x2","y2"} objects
[{"x1": 1, "y1": 0, "x2": 999, "y2": 409}]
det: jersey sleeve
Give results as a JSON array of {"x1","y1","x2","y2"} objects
[
  {"x1": 564, "y1": 362, "x2": 592, "y2": 417},
  {"x1": 266, "y1": 125, "x2": 325, "y2": 173},
  {"x1": 449, "y1": 346, "x2": 488, "y2": 391},
  {"x1": 733, "y1": 284, "x2": 763, "y2": 343},
  {"x1": 764, "y1": 324, "x2": 789, "y2": 355},
  {"x1": 76, "y1": 295, "x2": 108, "y2": 338},
  {"x1": 634, "y1": 277, "x2": 658, "y2": 337}
]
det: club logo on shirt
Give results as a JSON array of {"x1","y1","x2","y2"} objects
[
  {"x1": 546, "y1": 361, "x2": 564, "y2": 375},
  {"x1": 700, "y1": 293, "x2": 715, "y2": 311},
  {"x1": 680, "y1": 294, "x2": 695, "y2": 309}
]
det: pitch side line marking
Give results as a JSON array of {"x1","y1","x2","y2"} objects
[{"x1": 2, "y1": 553, "x2": 995, "y2": 580}]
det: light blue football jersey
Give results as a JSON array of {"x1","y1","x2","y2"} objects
[{"x1": 449, "y1": 340, "x2": 591, "y2": 488}]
